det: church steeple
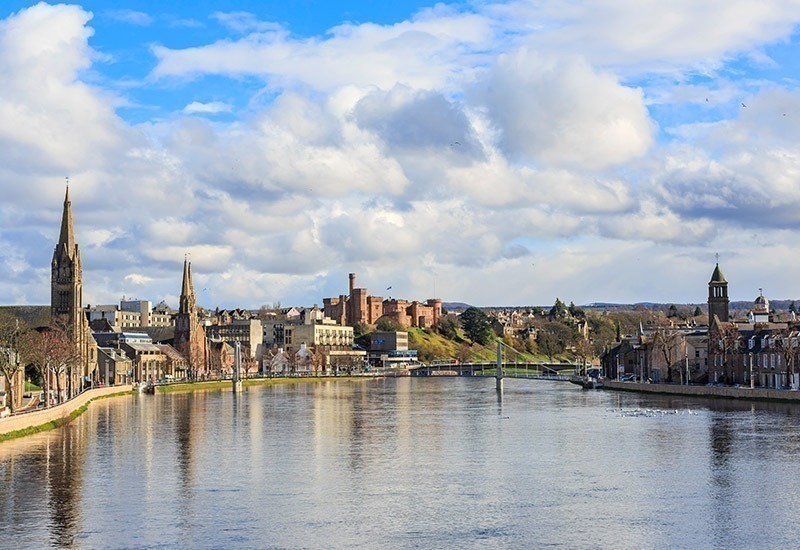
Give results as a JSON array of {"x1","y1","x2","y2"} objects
[
  {"x1": 58, "y1": 184, "x2": 75, "y2": 256},
  {"x1": 179, "y1": 257, "x2": 197, "y2": 315},
  {"x1": 708, "y1": 260, "x2": 729, "y2": 324}
]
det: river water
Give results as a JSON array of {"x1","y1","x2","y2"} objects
[{"x1": 2, "y1": 377, "x2": 800, "y2": 549}]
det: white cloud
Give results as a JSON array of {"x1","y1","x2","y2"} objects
[
  {"x1": 105, "y1": 9, "x2": 153, "y2": 26},
  {"x1": 210, "y1": 11, "x2": 284, "y2": 34},
  {"x1": 475, "y1": 49, "x2": 655, "y2": 169},
  {"x1": 151, "y1": 11, "x2": 495, "y2": 91},
  {"x1": 183, "y1": 101, "x2": 233, "y2": 114},
  {"x1": 3, "y1": 2, "x2": 800, "y2": 310},
  {"x1": 124, "y1": 273, "x2": 153, "y2": 285}
]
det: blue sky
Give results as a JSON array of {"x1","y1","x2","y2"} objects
[{"x1": 2, "y1": 1, "x2": 800, "y2": 309}]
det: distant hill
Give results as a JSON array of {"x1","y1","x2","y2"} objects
[
  {"x1": 443, "y1": 302, "x2": 473, "y2": 313},
  {"x1": 0, "y1": 305, "x2": 50, "y2": 327}
]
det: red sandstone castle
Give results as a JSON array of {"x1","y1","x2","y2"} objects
[{"x1": 323, "y1": 273, "x2": 442, "y2": 329}]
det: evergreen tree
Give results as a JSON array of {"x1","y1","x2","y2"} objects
[
  {"x1": 693, "y1": 306, "x2": 703, "y2": 317},
  {"x1": 549, "y1": 298, "x2": 567, "y2": 318},
  {"x1": 459, "y1": 307, "x2": 493, "y2": 345}
]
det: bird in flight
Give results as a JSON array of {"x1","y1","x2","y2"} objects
[{"x1": 741, "y1": 102, "x2": 747, "y2": 108}]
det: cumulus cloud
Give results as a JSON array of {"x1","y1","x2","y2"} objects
[
  {"x1": 3, "y1": 2, "x2": 800, "y2": 309},
  {"x1": 151, "y1": 10, "x2": 495, "y2": 91},
  {"x1": 475, "y1": 49, "x2": 655, "y2": 169},
  {"x1": 183, "y1": 101, "x2": 233, "y2": 114}
]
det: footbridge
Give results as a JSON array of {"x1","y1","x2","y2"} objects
[{"x1": 409, "y1": 361, "x2": 572, "y2": 381}]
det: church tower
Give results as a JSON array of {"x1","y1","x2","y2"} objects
[
  {"x1": 708, "y1": 261, "x2": 729, "y2": 325},
  {"x1": 174, "y1": 258, "x2": 207, "y2": 378},
  {"x1": 51, "y1": 185, "x2": 83, "y2": 324},
  {"x1": 51, "y1": 185, "x2": 97, "y2": 393}
]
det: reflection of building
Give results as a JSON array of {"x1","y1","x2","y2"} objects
[
  {"x1": 50, "y1": 186, "x2": 98, "y2": 393},
  {"x1": 323, "y1": 273, "x2": 442, "y2": 329}
]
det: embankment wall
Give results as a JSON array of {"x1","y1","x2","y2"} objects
[
  {"x1": 604, "y1": 381, "x2": 800, "y2": 402},
  {"x1": 0, "y1": 385, "x2": 132, "y2": 439}
]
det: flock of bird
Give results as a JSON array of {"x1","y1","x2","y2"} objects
[{"x1": 609, "y1": 408, "x2": 701, "y2": 418}]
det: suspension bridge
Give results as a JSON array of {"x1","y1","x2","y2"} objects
[{"x1": 409, "y1": 340, "x2": 583, "y2": 386}]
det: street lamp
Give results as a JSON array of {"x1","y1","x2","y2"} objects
[{"x1": 750, "y1": 352, "x2": 754, "y2": 389}]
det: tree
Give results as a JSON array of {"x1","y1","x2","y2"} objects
[
  {"x1": 651, "y1": 323, "x2": 679, "y2": 382},
  {"x1": 568, "y1": 302, "x2": 585, "y2": 319},
  {"x1": 775, "y1": 327, "x2": 799, "y2": 388},
  {"x1": 435, "y1": 316, "x2": 459, "y2": 341},
  {"x1": 376, "y1": 317, "x2": 403, "y2": 332},
  {"x1": 0, "y1": 313, "x2": 26, "y2": 414},
  {"x1": 537, "y1": 331, "x2": 561, "y2": 361},
  {"x1": 549, "y1": 298, "x2": 567, "y2": 319},
  {"x1": 20, "y1": 326, "x2": 76, "y2": 406},
  {"x1": 353, "y1": 322, "x2": 370, "y2": 337},
  {"x1": 667, "y1": 305, "x2": 678, "y2": 318},
  {"x1": 791, "y1": 301, "x2": 798, "y2": 314},
  {"x1": 693, "y1": 306, "x2": 703, "y2": 317},
  {"x1": 456, "y1": 343, "x2": 474, "y2": 363},
  {"x1": 459, "y1": 307, "x2": 493, "y2": 345}
]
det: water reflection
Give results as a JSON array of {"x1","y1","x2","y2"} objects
[{"x1": 4, "y1": 379, "x2": 800, "y2": 548}]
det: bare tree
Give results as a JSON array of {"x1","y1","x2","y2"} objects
[
  {"x1": 651, "y1": 323, "x2": 679, "y2": 382},
  {"x1": 0, "y1": 313, "x2": 26, "y2": 414},
  {"x1": 775, "y1": 326, "x2": 799, "y2": 388},
  {"x1": 24, "y1": 326, "x2": 78, "y2": 405},
  {"x1": 575, "y1": 337, "x2": 594, "y2": 375}
]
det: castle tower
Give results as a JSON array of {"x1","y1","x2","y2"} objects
[
  {"x1": 174, "y1": 258, "x2": 207, "y2": 378},
  {"x1": 708, "y1": 262, "x2": 729, "y2": 325},
  {"x1": 51, "y1": 185, "x2": 97, "y2": 394}
]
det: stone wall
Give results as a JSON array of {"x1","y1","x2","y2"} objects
[
  {"x1": 604, "y1": 380, "x2": 800, "y2": 401},
  {"x1": 0, "y1": 384, "x2": 132, "y2": 439}
]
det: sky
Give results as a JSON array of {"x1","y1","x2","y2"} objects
[{"x1": 2, "y1": 1, "x2": 800, "y2": 310}]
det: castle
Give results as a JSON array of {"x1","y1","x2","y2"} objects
[{"x1": 323, "y1": 273, "x2": 442, "y2": 329}]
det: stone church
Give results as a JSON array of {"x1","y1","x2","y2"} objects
[
  {"x1": 51, "y1": 186, "x2": 98, "y2": 394},
  {"x1": 174, "y1": 258, "x2": 208, "y2": 378}
]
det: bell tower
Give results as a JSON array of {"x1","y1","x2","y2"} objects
[{"x1": 708, "y1": 259, "x2": 729, "y2": 325}]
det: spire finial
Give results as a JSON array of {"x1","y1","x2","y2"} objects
[{"x1": 715, "y1": 252, "x2": 719, "y2": 264}]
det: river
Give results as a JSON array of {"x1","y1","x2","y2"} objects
[{"x1": 2, "y1": 377, "x2": 800, "y2": 548}]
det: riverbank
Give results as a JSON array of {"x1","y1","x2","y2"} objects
[
  {"x1": 604, "y1": 380, "x2": 800, "y2": 402},
  {"x1": 0, "y1": 385, "x2": 135, "y2": 443}
]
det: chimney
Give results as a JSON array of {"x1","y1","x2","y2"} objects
[{"x1": 349, "y1": 273, "x2": 355, "y2": 295}]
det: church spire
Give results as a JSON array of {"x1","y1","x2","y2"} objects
[
  {"x1": 179, "y1": 256, "x2": 197, "y2": 315},
  {"x1": 58, "y1": 184, "x2": 75, "y2": 256}
]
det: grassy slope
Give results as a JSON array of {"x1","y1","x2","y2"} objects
[{"x1": 407, "y1": 328, "x2": 574, "y2": 363}]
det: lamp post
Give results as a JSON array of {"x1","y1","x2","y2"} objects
[
  {"x1": 684, "y1": 341, "x2": 689, "y2": 386},
  {"x1": 750, "y1": 352, "x2": 754, "y2": 389}
]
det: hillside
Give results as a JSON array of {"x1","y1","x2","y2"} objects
[
  {"x1": 406, "y1": 327, "x2": 573, "y2": 364},
  {"x1": 0, "y1": 305, "x2": 50, "y2": 328}
]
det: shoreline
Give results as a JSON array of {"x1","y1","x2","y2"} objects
[
  {"x1": 603, "y1": 380, "x2": 800, "y2": 402},
  {"x1": 0, "y1": 375, "x2": 378, "y2": 442}
]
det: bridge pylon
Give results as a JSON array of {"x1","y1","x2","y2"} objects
[{"x1": 496, "y1": 340, "x2": 503, "y2": 391}]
